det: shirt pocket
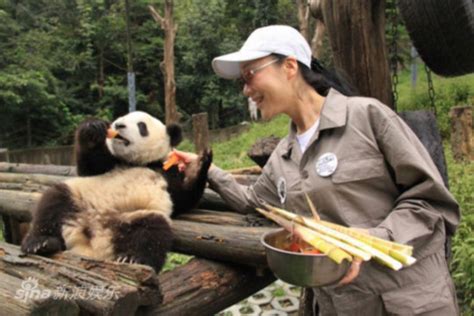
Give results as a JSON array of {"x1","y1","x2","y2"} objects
[
  {"x1": 330, "y1": 157, "x2": 391, "y2": 226},
  {"x1": 332, "y1": 157, "x2": 385, "y2": 183}
]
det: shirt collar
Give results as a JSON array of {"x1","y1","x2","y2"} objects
[{"x1": 282, "y1": 88, "x2": 348, "y2": 159}]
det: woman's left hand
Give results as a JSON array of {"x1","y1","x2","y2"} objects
[
  {"x1": 336, "y1": 227, "x2": 369, "y2": 286},
  {"x1": 337, "y1": 257, "x2": 363, "y2": 286}
]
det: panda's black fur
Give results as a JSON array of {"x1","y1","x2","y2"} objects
[{"x1": 21, "y1": 111, "x2": 212, "y2": 272}]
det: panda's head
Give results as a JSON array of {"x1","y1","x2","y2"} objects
[{"x1": 106, "y1": 111, "x2": 182, "y2": 165}]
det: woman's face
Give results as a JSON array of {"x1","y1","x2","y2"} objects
[{"x1": 240, "y1": 56, "x2": 291, "y2": 120}]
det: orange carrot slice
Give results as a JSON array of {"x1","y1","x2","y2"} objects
[
  {"x1": 107, "y1": 129, "x2": 119, "y2": 139},
  {"x1": 163, "y1": 151, "x2": 183, "y2": 171}
]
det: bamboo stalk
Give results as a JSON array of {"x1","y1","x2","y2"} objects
[
  {"x1": 256, "y1": 208, "x2": 352, "y2": 264},
  {"x1": 320, "y1": 220, "x2": 413, "y2": 255},
  {"x1": 263, "y1": 204, "x2": 405, "y2": 271},
  {"x1": 257, "y1": 208, "x2": 370, "y2": 261},
  {"x1": 319, "y1": 221, "x2": 415, "y2": 265},
  {"x1": 304, "y1": 195, "x2": 413, "y2": 256}
]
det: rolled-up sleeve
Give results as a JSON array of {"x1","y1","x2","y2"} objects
[
  {"x1": 207, "y1": 162, "x2": 279, "y2": 213},
  {"x1": 368, "y1": 107, "x2": 460, "y2": 259}
]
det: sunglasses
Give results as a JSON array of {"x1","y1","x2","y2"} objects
[{"x1": 238, "y1": 58, "x2": 280, "y2": 87}]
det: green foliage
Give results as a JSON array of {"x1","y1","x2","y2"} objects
[
  {"x1": 445, "y1": 145, "x2": 474, "y2": 314},
  {"x1": 211, "y1": 115, "x2": 289, "y2": 170},
  {"x1": 161, "y1": 252, "x2": 192, "y2": 272},
  {"x1": 396, "y1": 70, "x2": 474, "y2": 138}
]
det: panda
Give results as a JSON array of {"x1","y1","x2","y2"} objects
[{"x1": 21, "y1": 111, "x2": 212, "y2": 272}]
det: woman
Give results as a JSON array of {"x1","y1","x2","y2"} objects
[{"x1": 176, "y1": 25, "x2": 460, "y2": 315}]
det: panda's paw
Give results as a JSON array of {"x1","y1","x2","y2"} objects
[
  {"x1": 21, "y1": 234, "x2": 63, "y2": 255},
  {"x1": 77, "y1": 119, "x2": 109, "y2": 148},
  {"x1": 198, "y1": 148, "x2": 213, "y2": 173}
]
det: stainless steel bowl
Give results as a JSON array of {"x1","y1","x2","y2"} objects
[{"x1": 261, "y1": 228, "x2": 350, "y2": 287}]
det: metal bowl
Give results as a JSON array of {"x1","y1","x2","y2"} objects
[{"x1": 261, "y1": 228, "x2": 350, "y2": 287}]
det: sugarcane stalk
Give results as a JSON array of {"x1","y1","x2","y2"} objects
[
  {"x1": 256, "y1": 208, "x2": 352, "y2": 264},
  {"x1": 262, "y1": 204, "x2": 404, "y2": 271}
]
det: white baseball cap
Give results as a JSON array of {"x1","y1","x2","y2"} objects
[{"x1": 212, "y1": 25, "x2": 312, "y2": 79}]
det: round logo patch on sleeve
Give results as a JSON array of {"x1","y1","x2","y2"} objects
[
  {"x1": 277, "y1": 177, "x2": 287, "y2": 205},
  {"x1": 315, "y1": 152, "x2": 338, "y2": 177}
]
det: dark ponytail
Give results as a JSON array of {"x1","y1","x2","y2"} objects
[
  {"x1": 302, "y1": 58, "x2": 358, "y2": 96},
  {"x1": 272, "y1": 54, "x2": 358, "y2": 97}
]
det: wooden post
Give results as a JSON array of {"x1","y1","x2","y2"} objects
[
  {"x1": 319, "y1": 0, "x2": 393, "y2": 107},
  {"x1": 450, "y1": 106, "x2": 473, "y2": 161},
  {"x1": 192, "y1": 113, "x2": 209, "y2": 154}
]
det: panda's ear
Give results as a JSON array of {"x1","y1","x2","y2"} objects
[{"x1": 167, "y1": 124, "x2": 182, "y2": 147}]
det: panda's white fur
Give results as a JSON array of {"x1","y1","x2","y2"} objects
[{"x1": 62, "y1": 167, "x2": 172, "y2": 260}]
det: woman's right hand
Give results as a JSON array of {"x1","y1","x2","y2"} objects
[{"x1": 169, "y1": 150, "x2": 198, "y2": 172}]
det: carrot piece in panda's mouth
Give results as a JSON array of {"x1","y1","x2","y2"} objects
[
  {"x1": 163, "y1": 151, "x2": 186, "y2": 171},
  {"x1": 107, "y1": 128, "x2": 119, "y2": 139}
]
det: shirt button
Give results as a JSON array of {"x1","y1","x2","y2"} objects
[{"x1": 301, "y1": 170, "x2": 309, "y2": 179}]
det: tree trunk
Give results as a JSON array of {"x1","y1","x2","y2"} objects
[
  {"x1": 149, "y1": 2, "x2": 178, "y2": 124},
  {"x1": 320, "y1": 0, "x2": 393, "y2": 107},
  {"x1": 311, "y1": 20, "x2": 325, "y2": 59},
  {"x1": 297, "y1": 0, "x2": 311, "y2": 41}
]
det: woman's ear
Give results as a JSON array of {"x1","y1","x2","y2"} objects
[
  {"x1": 167, "y1": 124, "x2": 183, "y2": 147},
  {"x1": 283, "y1": 57, "x2": 299, "y2": 80}
]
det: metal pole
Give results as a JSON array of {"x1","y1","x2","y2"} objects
[
  {"x1": 125, "y1": 0, "x2": 136, "y2": 112},
  {"x1": 411, "y1": 46, "x2": 417, "y2": 89}
]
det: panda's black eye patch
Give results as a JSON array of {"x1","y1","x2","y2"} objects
[{"x1": 137, "y1": 122, "x2": 149, "y2": 137}]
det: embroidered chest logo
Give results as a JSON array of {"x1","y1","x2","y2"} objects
[
  {"x1": 277, "y1": 177, "x2": 287, "y2": 205},
  {"x1": 315, "y1": 152, "x2": 338, "y2": 177}
]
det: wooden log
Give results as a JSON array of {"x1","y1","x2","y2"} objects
[
  {"x1": 152, "y1": 258, "x2": 275, "y2": 315},
  {"x1": 0, "y1": 162, "x2": 77, "y2": 176},
  {"x1": 0, "y1": 190, "x2": 39, "y2": 221},
  {"x1": 172, "y1": 220, "x2": 273, "y2": 267},
  {"x1": 175, "y1": 209, "x2": 272, "y2": 227},
  {"x1": 199, "y1": 188, "x2": 240, "y2": 212},
  {"x1": 0, "y1": 190, "x2": 275, "y2": 267},
  {"x1": 450, "y1": 106, "x2": 473, "y2": 161},
  {"x1": 0, "y1": 241, "x2": 162, "y2": 315}
]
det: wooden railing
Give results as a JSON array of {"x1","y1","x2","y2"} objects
[{"x1": 0, "y1": 162, "x2": 276, "y2": 315}]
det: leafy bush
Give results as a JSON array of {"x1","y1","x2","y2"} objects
[
  {"x1": 397, "y1": 71, "x2": 473, "y2": 138},
  {"x1": 445, "y1": 144, "x2": 474, "y2": 314}
]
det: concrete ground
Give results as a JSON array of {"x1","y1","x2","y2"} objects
[{"x1": 217, "y1": 280, "x2": 301, "y2": 316}]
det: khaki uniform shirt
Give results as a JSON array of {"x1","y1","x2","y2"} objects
[{"x1": 208, "y1": 89, "x2": 460, "y2": 315}]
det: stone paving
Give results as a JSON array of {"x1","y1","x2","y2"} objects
[{"x1": 217, "y1": 280, "x2": 301, "y2": 316}]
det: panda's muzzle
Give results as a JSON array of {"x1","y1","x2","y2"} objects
[{"x1": 115, "y1": 134, "x2": 131, "y2": 146}]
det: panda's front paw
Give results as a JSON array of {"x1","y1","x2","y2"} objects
[
  {"x1": 21, "y1": 234, "x2": 64, "y2": 255},
  {"x1": 198, "y1": 148, "x2": 213, "y2": 173},
  {"x1": 77, "y1": 119, "x2": 109, "y2": 148}
]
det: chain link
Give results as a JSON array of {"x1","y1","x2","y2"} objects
[
  {"x1": 424, "y1": 64, "x2": 437, "y2": 116},
  {"x1": 388, "y1": 0, "x2": 399, "y2": 111}
]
